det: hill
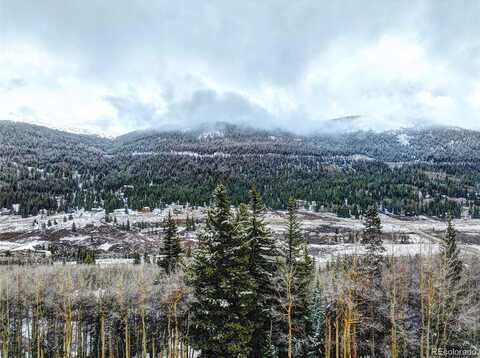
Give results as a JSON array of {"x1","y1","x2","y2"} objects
[{"x1": 1, "y1": 120, "x2": 479, "y2": 217}]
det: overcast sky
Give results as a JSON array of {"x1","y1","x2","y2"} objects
[{"x1": 1, "y1": 0, "x2": 480, "y2": 135}]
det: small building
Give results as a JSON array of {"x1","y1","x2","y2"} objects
[
  {"x1": 167, "y1": 204, "x2": 184, "y2": 214},
  {"x1": 152, "y1": 208, "x2": 163, "y2": 215},
  {"x1": 12, "y1": 204, "x2": 20, "y2": 214},
  {"x1": 296, "y1": 200, "x2": 308, "y2": 210},
  {"x1": 0, "y1": 208, "x2": 11, "y2": 216}
]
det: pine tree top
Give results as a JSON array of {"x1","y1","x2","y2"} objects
[
  {"x1": 442, "y1": 216, "x2": 463, "y2": 284},
  {"x1": 250, "y1": 185, "x2": 266, "y2": 215},
  {"x1": 363, "y1": 207, "x2": 382, "y2": 235}
]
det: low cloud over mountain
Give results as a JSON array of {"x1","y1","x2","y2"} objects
[{"x1": 2, "y1": 0, "x2": 480, "y2": 135}]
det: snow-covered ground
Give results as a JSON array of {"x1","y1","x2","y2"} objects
[
  {"x1": 0, "y1": 208, "x2": 479, "y2": 261},
  {"x1": 96, "y1": 258, "x2": 134, "y2": 266},
  {"x1": 0, "y1": 209, "x2": 106, "y2": 233},
  {"x1": 60, "y1": 235, "x2": 90, "y2": 242},
  {"x1": 311, "y1": 238, "x2": 442, "y2": 265},
  {"x1": 0, "y1": 205, "x2": 206, "y2": 234},
  {"x1": 265, "y1": 210, "x2": 480, "y2": 257},
  {"x1": 0, "y1": 237, "x2": 47, "y2": 251}
]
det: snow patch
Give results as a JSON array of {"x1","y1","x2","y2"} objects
[
  {"x1": 397, "y1": 133, "x2": 411, "y2": 146},
  {"x1": 198, "y1": 130, "x2": 224, "y2": 140},
  {"x1": 98, "y1": 243, "x2": 113, "y2": 251},
  {"x1": 60, "y1": 235, "x2": 90, "y2": 242}
]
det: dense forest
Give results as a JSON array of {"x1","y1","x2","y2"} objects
[
  {"x1": 0, "y1": 185, "x2": 478, "y2": 357},
  {"x1": 1, "y1": 121, "x2": 480, "y2": 218}
]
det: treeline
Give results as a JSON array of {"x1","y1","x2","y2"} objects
[
  {"x1": 0, "y1": 157, "x2": 475, "y2": 219},
  {"x1": 0, "y1": 185, "x2": 479, "y2": 357}
]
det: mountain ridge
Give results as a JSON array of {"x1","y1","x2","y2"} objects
[{"x1": 2, "y1": 119, "x2": 480, "y2": 164}]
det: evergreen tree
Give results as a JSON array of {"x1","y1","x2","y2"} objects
[
  {"x1": 191, "y1": 214, "x2": 196, "y2": 230},
  {"x1": 361, "y1": 207, "x2": 383, "y2": 249},
  {"x1": 143, "y1": 251, "x2": 150, "y2": 264},
  {"x1": 132, "y1": 251, "x2": 141, "y2": 265},
  {"x1": 361, "y1": 206, "x2": 385, "y2": 274},
  {"x1": 262, "y1": 324, "x2": 279, "y2": 358},
  {"x1": 186, "y1": 213, "x2": 196, "y2": 231},
  {"x1": 352, "y1": 205, "x2": 360, "y2": 219},
  {"x1": 235, "y1": 203, "x2": 250, "y2": 226},
  {"x1": 72, "y1": 222, "x2": 76, "y2": 232},
  {"x1": 241, "y1": 186, "x2": 278, "y2": 358},
  {"x1": 442, "y1": 217, "x2": 463, "y2": 287},
  {"x1": 190, "y1": 185, "x2": 255, "y2": 357},
  {"x1": 158, "y1": 211, "x2": 182, "y2": 274},
  {"x1": 441, "y1": 217, "x2": 464, "y2": 342},
  {"x1": 358, "y1": 207, "x2": 387, "y2": 356},
  {"x1": 84, "y1": 251, "x2": 95, "y2": 264},
  {"x1": 306, "y1": 278, "x2": 325, "y2": 357},
  {"x1": 286, "y1": 198, "x2": 303, "y2": 267}
]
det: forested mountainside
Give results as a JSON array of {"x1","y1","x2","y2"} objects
[{"x1": 2, "y1": 120, "x2": 480, "y2": 217}]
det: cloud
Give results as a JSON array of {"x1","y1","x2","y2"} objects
[
  {"x1": 103, "y1": 88, "x2": 280, "y2": 132},
  {"x1": 1, "y1": 0, "x2": 480, "y2": 134}
]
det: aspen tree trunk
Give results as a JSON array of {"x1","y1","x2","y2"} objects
[
  {"x1": 1, "y1": 281, "x2": 10, "y2": 358},
  {"x1": 434, "y1": 256, "x2": 447, "y2": 352},
  {"x1": 100, "y1": 313, "x2": 106, "y2": 358},
  {"x1": 141, "y1": 310, "x2": 147, "y2": 358},
  {"x1": 325, "y1": 315, "x2": 332, "y2": 358},
  {"x1": 63, "y1": 301, "x2": 73, "y2": 358},
  {"x1": 422, "y1": 270, "x2": 435, "y2": 358},
  {"x1": 139, "y1": 279, "x2": 147, "y2": 358},
  {"x1": 167, "y1": 314, "x2": 171, "y2": 358},
  {"x1": 125, "y1": 313, "x2": 130, "y2": 358},
  {"x1": 76, "y1": 309, "x2": 82, "y2": 358},
  {"x1": 420, "y1": 256, "x2": 426, "y2": 358},
  {"x1": 335, "y1": 308, "x2": 340, "y2": 358},
  {"x1": 390, "y1": 255, "x2": 398, "y2": 358},
  {"x1": 174, "y1": 301, "x2": 179, "y2": 358},
  {"x1": 109, "y1": 332, "x2": 115, "y2": 358},
  {"x1": 343, "y1": 315, "x2": 348, "y2": 358}
]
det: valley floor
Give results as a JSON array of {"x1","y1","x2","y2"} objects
[{"x1": 0, "y1": 207, "x2": 479, "y2": 264}]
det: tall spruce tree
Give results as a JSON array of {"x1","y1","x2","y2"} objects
[
  {"x1": 190, "y1": 184, "x2": 255, "y2": 357},
  {"x1": 442, "y1": 217, "x2": 463, "y2": 288},
  {"x1": 241, "y1": 186, "x2": 278, "y2": 358},
  {"x1": 361, "y1": 206, "x2": 385, "y2": 275},
  {"x1": 158, "y1": 211, "x2": 182, "y2": 274},
  {"x1": 286, "y1": 198, "x2": 303, "y2": 266},
  {"x1": 437, "y1": 217, "x2": 464, "y2": 349},
  {"x1": 361, "y1": 207, "x2": 384, "y2": 252},
  {"x1": 358, "y1": 206, "x2": 388, "y2": 356}
]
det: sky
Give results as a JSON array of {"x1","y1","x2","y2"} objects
[{"x1": 1, "y1": 0, "x2": 480, "y2": 136}]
